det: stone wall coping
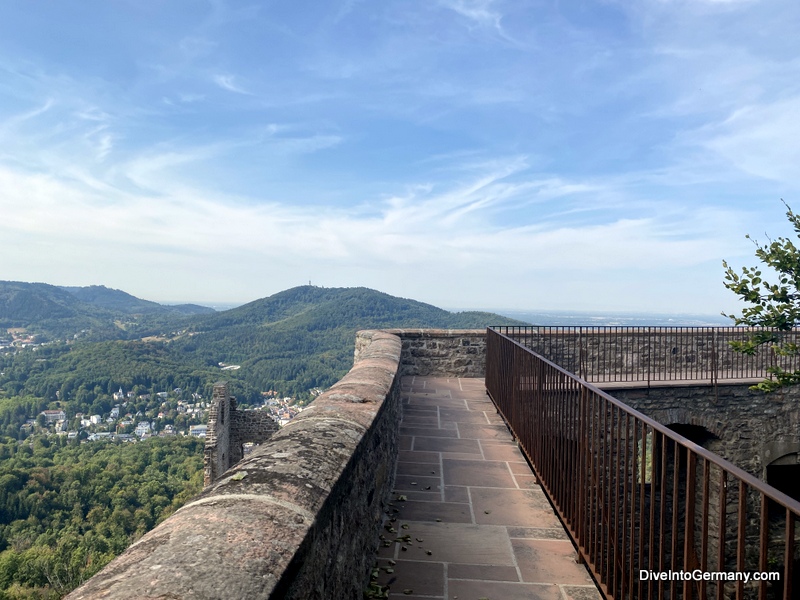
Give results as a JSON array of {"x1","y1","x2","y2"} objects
[{"x1": 378, "y1": 328, "x2": 485, "y2": 337}]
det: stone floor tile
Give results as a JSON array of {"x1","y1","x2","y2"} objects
[
  {"x1": 457, "y1": 423, "x2": 511, "y2": 440},
  {"x1": 389, "y1": 490, "x2": 443, "y2": 502},
  {"x1": 444, "y1": 485, "x2": 469, "y2": 503},
  {"x1": 508, "y1": 526, "x2": 570, "y2": 541},
  {"x1": 389, "y1": 522, "x2": 514, "y2": 565},
  {"x1": 408, "y1": 397, "x2": 469, "y2": 409},
  {"x1": 443, "y1": 459, "x2": 516, "y2": 487},
  {"x1": 399, "y1": 435, "x2": 413, "y2": 451},
  {"x1": 439, "y1": 408, "x2": 491, "y2": 424},
  {"x1": 465, "y1": 400, "x2": 495, "y2": 411},
  {"x1": 513, "y1": 539, "x2": 596, "y2": 585},
  {"x1": 414, "y1": 437, "x2": 481, "y2": 454},
  {"x1": 403, "y1": 405, "x2": 439, "y2": 414},
  {"x1": 448, "y1": 580, "x2": 562, "y2": 600},
  {"x1": 513, "y1": 474, "x2": 540, "y2": 489},
  {"x1": 395, "y1": 500, "x2": 472, "y2": 523},
  {"x1": 480, "y1": 442, "x2": 527, "y2": 462},
  {"x1": 398, "y1": 450, "x2": 440, "y2": 464},
  {"x1": 400, "y1": 426, "x2": 458, "y2": 438},
  {"x1": 448, "y1": 563, "x2": 520, "y2": 582},
  {"x1": 471, "y1": 487, "x2": 562, "y2": 528},
  {"x1": 401, "y1": 415, "x2": 439, "y2": 426},
  {"x1": 561, "y1": 584, "x2": 604, "y2": 600},
  {"x1": 394, "y1": 474, "x2": 441, "y2": 491},
  {"x1": 397, "y1": 462, "x2": 443, "y2": 477},
  {"x1": 375, "y1": 559, "x2": 444, "y2": 597},
  {"x1": 509, "y1": 461, "x2": 534, "y2": 474}
]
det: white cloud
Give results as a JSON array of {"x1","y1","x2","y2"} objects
[
  {"x1": 703, "y1": 96, "x2": 800, "y2": 185},
  {"x1": 213, "y1": 74, "x2": 251, "y2": 95}
]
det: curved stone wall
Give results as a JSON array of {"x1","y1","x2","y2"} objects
[{"x1": 66, "y1": 330, "x2": 403, "y2": 600}]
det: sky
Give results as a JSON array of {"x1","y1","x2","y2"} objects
[{"x1": 1, "y1": 0, "x2": 799, "y2": 314}]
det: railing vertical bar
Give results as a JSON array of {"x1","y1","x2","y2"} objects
[
  {"x1": 648, "y1": 425, "x2": 657, "y2": 600},
  {"x1": 785, "y1": 509, "x2": 795, "y2": 600},
  {"x1": 628, "y1": 418, "x2": 638, "y2": 598},
  {"x1": 736, "y1": 480, "x2": 746, "y2": 600},
  {"x1": 638, "y1": 421, "x2": 647, "y2": 600},
  {"x1": 717, "y1": 470, "x2": 727, "y2": 600},
  {"x1": 670, "y1": 440, "x2": 679, "y2": 600},
  {"x1": 611, "y1": 405, "x2": 622, "y2": 598},
  {"x1": 599, "y1": 398, "x2": 608, "y2": 587},
  {"x1": 700, "y1": 459, "x2": 710, "y2": 600},
  {"x1": 683, "y1": 450, "x2": 697, "y2": 599},
  {"x1": 619, "y1": 410, "x2": 629, "y2": 600},
  {"x1": 659, "y1": 431, "x2": 668, "y2": 600},
  {"x1": 758, "y1": 493, "x2": 768, "y2": 600}
]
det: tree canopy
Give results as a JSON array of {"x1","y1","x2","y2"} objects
[{"x1": 723, "y1": 200, "x2": 800, "y2": 390}]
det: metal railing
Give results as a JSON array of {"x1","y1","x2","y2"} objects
[
  {"x1": 493, "y1": 326, "x2": 800, "y2": 387},
  {"x1": 486, "y1": 327, "x2": 800, "y2": 600}
]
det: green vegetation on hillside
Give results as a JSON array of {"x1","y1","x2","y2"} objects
[{"x1": 0, "y1": 436, "x2": 204, "y2": 599}]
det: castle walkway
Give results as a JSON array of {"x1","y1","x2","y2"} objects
[{"x1": 372, "y1": 376, "x2": 601, "y2": 600}]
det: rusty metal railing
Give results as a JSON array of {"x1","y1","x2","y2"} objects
[
  {"x1": 492, "y1": 326, "x2": 800, "y2": 387},
  {"x1": 486, "y1": 327, "x2": 800, "y2": 600}
]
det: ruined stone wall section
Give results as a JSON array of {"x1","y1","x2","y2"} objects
[
  {"x1": 203, "y1": 383, "x2": 280, "y2": 486},
  {"x1": 229, "y1": 410, "x2": 279, "y2": 465},
  {"x1": 203, "y1": 382, "x2": 234, "y2": 487},
  {"x1": 66, "y1": 330, "x2": 403, "y2": 600},
  {"x1": 377, "y1": 328, "x2": 486, "y2": 377}
]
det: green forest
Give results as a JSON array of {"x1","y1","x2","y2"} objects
[{"x1": 0, "y1": 436, "x2": 204, "y2": 599}]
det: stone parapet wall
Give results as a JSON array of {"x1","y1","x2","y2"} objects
[
  {"x1": 373, "y1": 328, "x2": 486, "y2": 377},
  {"x1": 67, "y1": 330, "x2": 404, "y2": 600}
]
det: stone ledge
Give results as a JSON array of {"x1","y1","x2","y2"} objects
[{"x1": 67, "y1": 331, "x2": 404, "y2": 600}]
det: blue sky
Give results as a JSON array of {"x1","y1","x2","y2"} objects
[{"x1": 1, "y1": 0, "x2": 798, "y2": 314}]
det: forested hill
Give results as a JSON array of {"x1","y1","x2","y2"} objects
[
  {"x1": 1, "y1": 284, "x2": 527, "y2": 408},
  {"x1": 60, "y1": 285, "x2": 212, "y2": 317},
  {"x1": 0, "y1": 281, "x2": 213, "y2": 341},
  {"x1": 170, "y1": 286, "x2": 528, "y2": 396},
  {"x1": 190, "y1": 285, "x2": 519, "y2": 331}
]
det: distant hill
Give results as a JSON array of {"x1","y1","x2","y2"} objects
[
  {"x1": 175, "y1": 286, "x2": 528, "y2": 396},
  {"x1": 191, "y1": 285, "x2": 522, "y2": 331},
  {"x1": 0, "y1": 282, "x2": 527, "y2": 401},
  {"x1": 0, "y1": 281, "x2": 214, "y2": 340},
  {"x1": 60, "y1": 285, "x2": 214, "y2": 316}
]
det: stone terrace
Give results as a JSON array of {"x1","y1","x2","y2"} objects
[{"x1": 371, "y1": 376, "x2": 601, "y2": 600}]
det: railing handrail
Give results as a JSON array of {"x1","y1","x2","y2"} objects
[
  {"x1": 491, "y1": 325, "x2": 800, "y2": 388},
  {"x1": 486, "y1": 326, "x2": 800, "y2": 600},
  {"x1": 489, "y1": 327, "x2": 800, "y2": 515}
]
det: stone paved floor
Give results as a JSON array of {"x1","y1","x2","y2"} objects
[{"x1": 371, "y1": 376, "x2": 602, "y2": 600}]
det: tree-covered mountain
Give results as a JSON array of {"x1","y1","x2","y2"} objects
[
  {"x1": 1, "y1": 284, "x2": 527, "y2": 408},
  {"x1": 0, "y1": 282, "x2": 213, "y2": 341},
  {"x1": 60, "y1": 285, "x2": 212, "y2": 317},
  {"x1": 172, "y1": 286, "x2": 527, "y2": 396}
]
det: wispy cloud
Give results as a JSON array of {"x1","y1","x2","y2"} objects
[
  {"x1": 439, "y1": 0, "x2": 503, "y2": 30},
  {"x1": 213, "y1": 74, "x2": 251, "y2": 95},
  {"x1": 701, "y1": 96, "x2": 800, "y2": 185}
]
